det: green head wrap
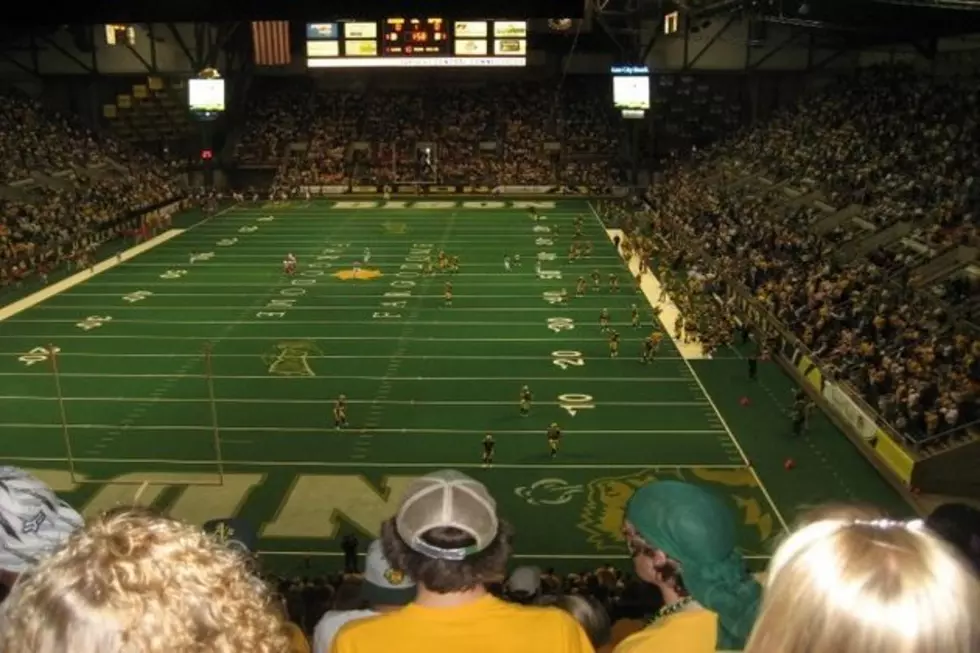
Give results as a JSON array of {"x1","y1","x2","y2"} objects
[{"x1": 625, "y1": 480, "x2": 761, "y2": 650}]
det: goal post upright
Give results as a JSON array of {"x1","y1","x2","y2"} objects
[
  {"x1": 203, "y1": 341, "x2": 226, "y2": 483},
  {"x1": 49, "y1": 343, "x2": 79, "y2": 483}
]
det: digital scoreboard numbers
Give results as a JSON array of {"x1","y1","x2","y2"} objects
[
  {"x1": 384, "y1": 18, "x2": 448, "y2": 56},
  {"x1": 306, "y1": 19, "x2": 526, "y2": 68}
]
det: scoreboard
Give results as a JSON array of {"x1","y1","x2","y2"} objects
[{"x1": 306, "y1": 19, "x2": 527, "y2": 68}]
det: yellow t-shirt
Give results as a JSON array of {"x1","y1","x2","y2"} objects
[
  {"x1": 331, "y1": 594, "x2": 594, "y2": 653},
  {"x1": 613, "y1": 610, "x2": 717, "y2": 653},
  {"x1": 284, "y1": 621, "x2": 311, "y2": 653}
]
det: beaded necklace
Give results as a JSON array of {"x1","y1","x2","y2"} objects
[{"x1": 650, "y1": 596, "x2": 695, "y2": 625}]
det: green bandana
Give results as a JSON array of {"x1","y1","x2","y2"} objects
[{"x1": 625, "y1": 480, "x2": 761, "y2": 650}]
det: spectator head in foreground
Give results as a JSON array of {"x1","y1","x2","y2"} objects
[
  {"x1": 617, "y1": 480, "x2": 760, "y2": 653},
  {"x1": 744, "y1": 514, "x2": 980, "y2": 653},
  {"x1": 332, "y1": 469, "x2": 594, "y2": 653},
  {"x1": 925, "y1": 502, "x2": 980, "y2": 575},
  {"x1": 0, "y1": 466, "x2": 84, "y2": 591},
  {"x1": 506, "y1": 565, "x2": 542, "y2": 603},
  {"x1": 535, "y1": 594, "x2": 612, "y2": 650},
  {"x1": 0, "y1": 508, "x2": 291, "y2": 653},
  {"x1": 314, "y1": 539, "x2": 416, "y2": 653}
]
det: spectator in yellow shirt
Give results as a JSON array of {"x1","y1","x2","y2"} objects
[
  {"x1": 614, "y1": 481, "x2": 761, "y2": 653},
  {"x1": 331, "y1": 469, "x2": 594, "y2": 653}
]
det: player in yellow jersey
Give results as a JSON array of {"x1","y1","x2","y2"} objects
[
  {"x1": 519, "y1": 385, "x2": 533, "y2": 416},
  {"x1": 642, "y1": 332, "x2": 663, "y2": 364},
  {"x1": 482, "y1": 433, "x2": 495, "y2": 468},
  {"x1": 599, "y1": 308, "x2": 610, "y2": 332},
  {"x1": 591, "y1": 270, "x2": 601, "y2": 289},
  {"x1": 610, "y1": 275, "x2": 620, "y2": 293},
  {"x1": 576, "y1": 276, "x2": 587, "y2": 296},
  {"x1": 568, "y1": 243, "x2": 577, "y2": 262},
  {"x1": 444, "y1": 281, "x2": 453, "y2": 306},
  {"x1": 333, "y1": 394, "x2": 348, "y2": 430},
  {"x1": 609, "y1": 330, "x2": 620, "y2": 358},
  {"x1": 547, "y1": 422, "x2": 561, "y2": 459},
  {"x1": 584, "y1": 241, "x2": 593, "y2": 257},
  {"x1": 634, "y1": 273, "x2": 643, "y2": 293},
  {"x1": 631, "y1": 304, "x2": 640, "y2": 328},
  {"x1": 438, "y1": 251, "x2": 447, "y2": 271},
  {"x1": 449, "y1": 255, "x2": 460, "y2": 273}
]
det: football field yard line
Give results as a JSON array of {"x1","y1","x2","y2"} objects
[
  {"x1": 0, "y1": 335, "x2": 674, "y2": 342},
  {"x1": 587, "y1": 201, "x2": 791, "y2": 532},
  {"x1": 0, "y1": 396, "x2": 711, "y2": 407},
  {"x1": 0, "y1": 424, "x2": 726, "y2": 435},
  {"x1": 29, "y1": 306, "x2": 647, "y2": 312},
  {"x1": 0, "y1": 455, "x2": 749, "y2": 471},
  {"x1": 0, "y1": 373, "x2": 693, "y2": 382},
  {"x1": 0, "y1": 352, "x2": 703, "y2": 361}
]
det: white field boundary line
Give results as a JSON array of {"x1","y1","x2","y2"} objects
[
  {"x1": 0, "y1": 204, "x2": 239, "y2": 322},
  {"x1": 587, "y1": 200, "x2": 791, "y2": 533},
  {"x1": 0, "y1": 230, "x2": 185, "y2": 322},
  {"x1": 36, "y1": 282, "x2": 609, "y2": 287},
  {"x1": 25, "y1": 307, "x2": 686, "y2": 313},
  {"x1": 0, "y1": 352, "x2": 704, "y2": 361},
  {"x1": 53, "y1": 293, "x2": 645, "y2": 299},
  {"x1": 0, "y1": 373, "x2": 692, "y2": 382},
  {"x1": 1, "y1": 396, "x2": 711, "y2": 407},
  {"x1": 0, "y1": 335, "x2": 693, "y2": 342},
  {"x1": 2, "y1": 424, "x2": 727, "y2": 435},
  {"x1": 9, "y1": 319, "x2": 660, "y2": 326},
  {"x1": 3, "y1": 455, "x2": 746, "y2": 471}
]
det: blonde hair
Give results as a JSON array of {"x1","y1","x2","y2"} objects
[
  {"x1": 0, "y1": 508, "x2": 290, "y2": 653},
  {"x1": 745, "y1": 514, "x2": 980, "y2": 653}
]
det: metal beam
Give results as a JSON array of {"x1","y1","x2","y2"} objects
[
  {"x1": 809, "y1": 46, "x2": 849, "y2": 71},
  {"x1": 36, "y1": 32, "x2": 94, "y2": 74},
  {"x1": 747, "y1": 28, "x2": 805, "y2": 69},
  {"x1": 685, "y1": 14, "x2": 737, "y2": 70},
  {"x1": 124, "y1": 41, "x2": 155, "y2": 73},
  {"x1": 147, "y1": 23, "x2": 158, "y2": 72},
  {"x1": 0, "y1": 49, "x2": 40, "y2": 78},
  {"x1": 166, "y1": 22, "x2": 197, "y2": 71},
  {"x1": 194, "y1": 23, "x2": 208, "y2": 71}
]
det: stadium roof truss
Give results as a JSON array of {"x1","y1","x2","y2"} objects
[{"x1": 0, "y1": 23, "x2": 251, "y2": 78}]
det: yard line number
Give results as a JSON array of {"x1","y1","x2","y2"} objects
[
  {"x1": 552, "y1": 350, "x2": 584, "y2": 370},
  {"x1": 122, "y1": 290, "x2": 153, "y2": 303},
  {"x1": 559, "y1": 393, "x2": 595, "y2": 416},
  {"x1": 547, "y1": 317, "x2": 575, "y2": 333},
  {"x1": 75, "y1": 315, "x2": 112, "y2": 331},
  {"x1": 18, "y1": 346, "x2": 60, "y2": 367}
]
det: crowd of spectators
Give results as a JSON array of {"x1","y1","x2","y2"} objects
[
  {"x1": 628, "y1": 65, "x2": 980, "y2": 452},
  {"x1": 233, "y1": 80, "x2": 626, "y2": 189},
  {"x1": 0, "y1": 89, "x2": 181, "y2": 289},
  {"x1": 1, "y1": 467, "x2": 978, "y2": 653}
]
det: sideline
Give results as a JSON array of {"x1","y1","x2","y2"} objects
[
  {"x1": 603, "y1": 228, "x2": 709, "y2": 360},
  {"x1": 0, "y1": 229, "x2": 186, "y2": 322}
]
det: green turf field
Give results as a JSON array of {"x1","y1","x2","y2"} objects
[{"x1": 0, "y1": 199, "x2": 913, "y2": 572}]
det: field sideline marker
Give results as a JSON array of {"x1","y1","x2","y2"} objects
[{"x1": 587, "y1": 200, "x2": 790, "y2": 532}]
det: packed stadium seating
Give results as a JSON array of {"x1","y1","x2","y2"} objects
[
  {"x1": 0, "y1": 88, "x2": 180, "y2": 288},
  {"x1": 231, "y1": 79, "x2": 626, "y2": 188},
  {"x1": 636, "y1": 64, "x2": 980, "y2": 452}
]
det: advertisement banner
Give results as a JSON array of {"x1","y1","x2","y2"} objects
[
  {"x1": 872, "y1": 428, "x2": 915, "y2": 485},
  {"x1": 823, "y1": 381, "x2": 878, "y2": 442}
]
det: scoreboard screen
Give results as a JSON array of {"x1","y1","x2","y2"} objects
[{"x1": 307, "y1": 18, "x2": 527, "y2": 68}]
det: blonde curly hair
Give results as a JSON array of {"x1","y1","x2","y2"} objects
[{"x1": 0, "y1": 508, "x2": 291, "y2": 653}]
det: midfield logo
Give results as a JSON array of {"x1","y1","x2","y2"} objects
[
  {"x1": 333, "y1": 268, "x2": 383, "y2": 281},
  {"x1": 263, "y1": 340, "x2": 322, "y2": 377}
]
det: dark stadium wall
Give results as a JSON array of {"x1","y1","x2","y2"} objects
[{"x1": 0, "y1": 24, "x2": 228, "y2": 77}]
